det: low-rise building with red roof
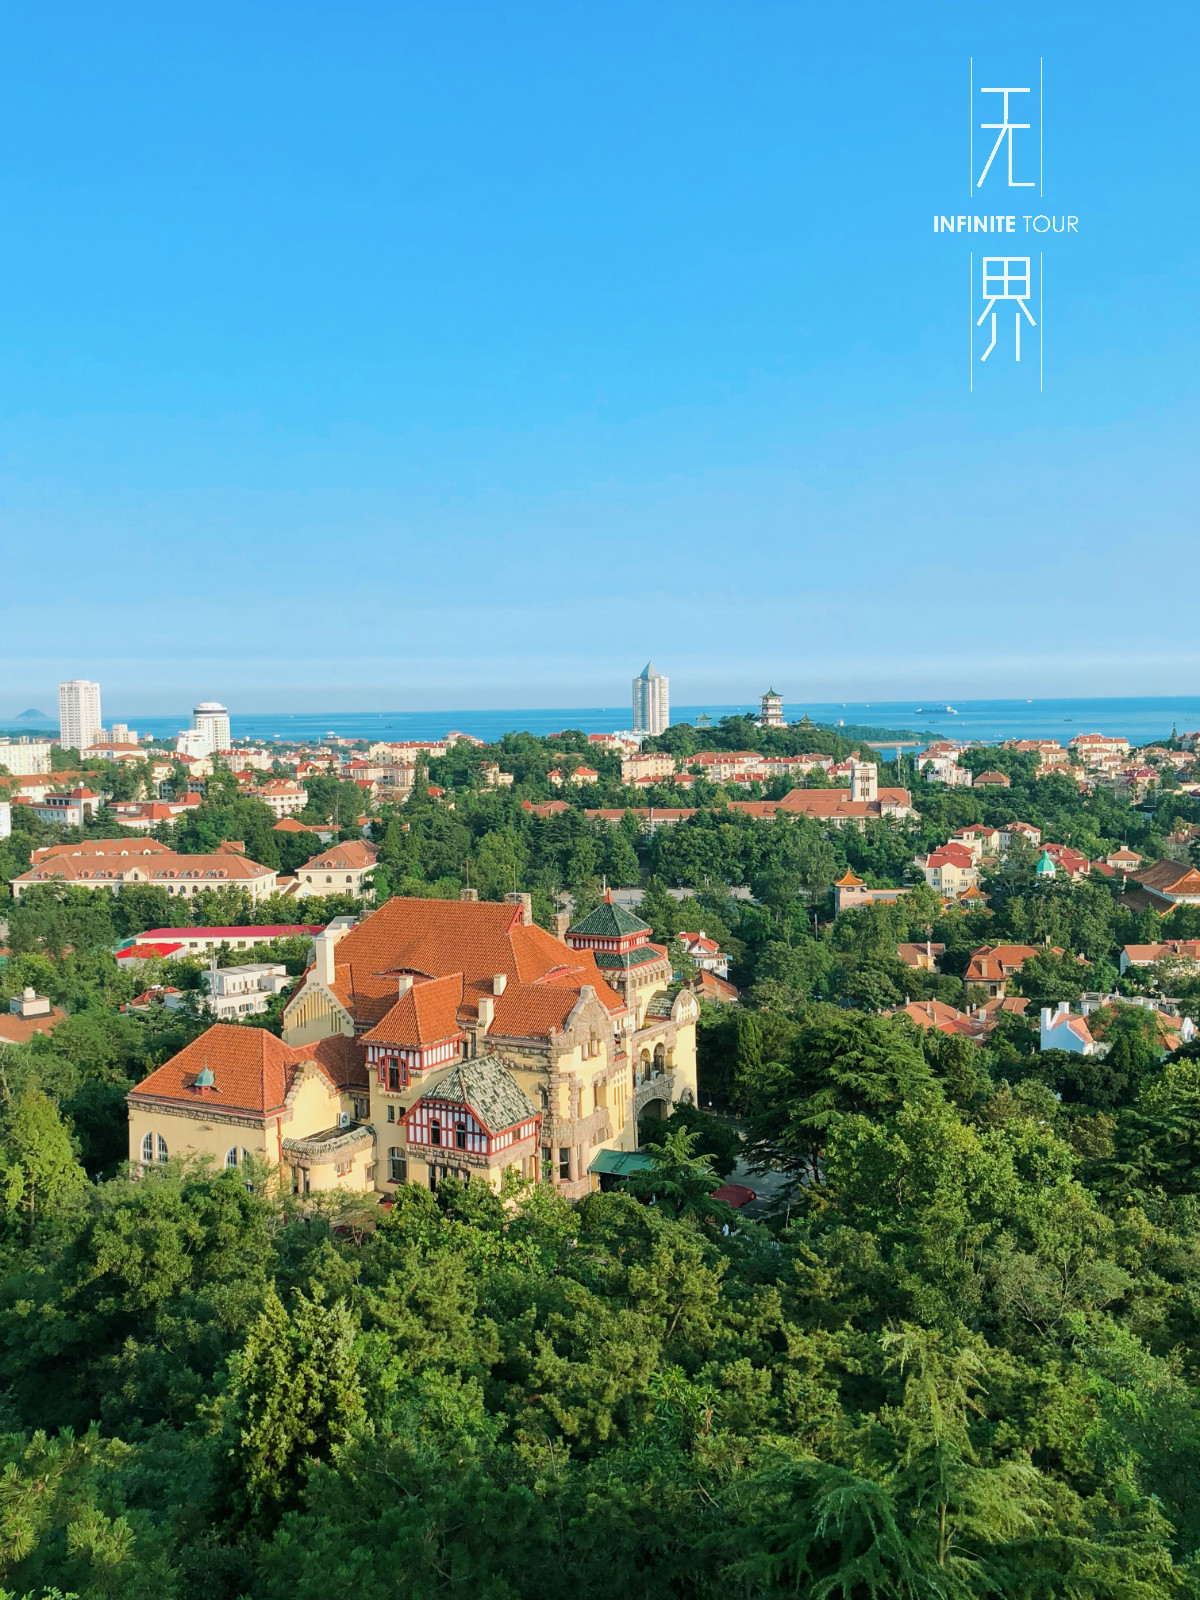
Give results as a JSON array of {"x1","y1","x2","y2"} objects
[
  {"x1": 279, "y1": 891, "x2": 698, "y2": 1199},
  {"x1": 126, "y1": 1024, "x2": 375, "y2": 1193},
  {"x1": 294, "y1": 840, "x2": 380, "y2": 900},
  {"x1": 0, "y1": 988, "x2": 67, "y2": 1049}
]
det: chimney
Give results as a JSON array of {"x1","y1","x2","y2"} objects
[
  {"x1": 1041, "y1": 1007, "x2": 1052, "y2": 1030},
  {"x1": 460, "y1": 887, "x2": 479, "y2": 902},
  {"x1": 478, "y1": 995, "x2": 495, "y2": 1028},
  {"x1": 397, "y1": 974, "x2": 413, "y2": 997},
  {"x1": 553, "y1": 911, "x2": 571, "y2": 942},
  {"x1": 313, "y1": 930, "x2": 336, "y2": 986},
  {"x1": 492, "y1": 973, "x2": 507, "y2": 995},
  {"x1": 505, "y1": 890, "x2": 533, "y2": 925},
  {"x1": 1057, "y1": 1000, "x2": 1070, "y2": 1015}
]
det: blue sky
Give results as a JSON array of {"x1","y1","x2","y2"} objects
[{"x1": 1, "y1": 1, "x2": 1196, "y2": 716}]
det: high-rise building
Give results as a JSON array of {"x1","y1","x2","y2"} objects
[
  {"x1": 58, "y1": 680, "x2": 102, "y2": 752},
  {"x1": 190, "y1": 702, "x2": 231, "y2": 757},
  {"x1": 632, "y1": 663, "x2": 669, "y2": 736},
  {"x1": 759, "y1": 688, "x2": 785, "y2": 728}
]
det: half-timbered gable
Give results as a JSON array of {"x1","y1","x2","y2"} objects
[
  {"x1": 403, "y1": 1056, "x2": 541, "y2": 1187},
  {"x1": 362, "y1": 973, "x2": 466, "y2": 1092}
]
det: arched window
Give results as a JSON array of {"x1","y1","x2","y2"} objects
[
  {"x1": 455, "y1": 1122, "x2": 468, "y2": 1150},
  {"x1": 242, "y1": 1148, "x2": 252, "y2": 1168},
  {"x1": 429, "y1": 1118, "x2": 442, "y2": 1147},
  {"x1": 156, "y1": 1134, "x2": 168, "y2": 1163},
  {"x1": 141, "y1": 1132, "x2": 154, "y2": 1164},
  {"x1": 388, "y1": 1147, "x2": 406, "y2": 1183},
  {"x1": 225, "y1": 1147, "x2": 239, "y2": 1168}
]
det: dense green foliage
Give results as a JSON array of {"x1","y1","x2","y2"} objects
[
  {"x1": 5, "y1": 1017, "x2": 1200, "y2": 1595},
  {"x1": 7, "y1": 724, "x2": 1200, "y2": 1593}
]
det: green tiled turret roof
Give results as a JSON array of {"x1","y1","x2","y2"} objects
[
  {"x1": 568, "y1": 899, "x2": 651, "y2": 939},
  {"x1": 591, "y1": 943, "x2": 667, "y2": 972}
]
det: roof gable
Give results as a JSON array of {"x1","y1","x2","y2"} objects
[{"x1": 411, "y1": 1054, "x2": 536, "y2": 1133}]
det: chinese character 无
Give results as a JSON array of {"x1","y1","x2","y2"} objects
[
  {"x1": 977, "y1": 87, "x2": 1035, "y2": 188},
  {"x1": 978, "y1": 256, "x2": 1035, "y2": 361}
]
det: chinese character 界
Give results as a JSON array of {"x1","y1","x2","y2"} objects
[{"x1": 978, "y1": 257, "x2": 1035, "y2": 361}]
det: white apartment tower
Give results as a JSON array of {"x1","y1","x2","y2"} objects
[
  {"x1": 632, "y1": 662, "x2": 669, "y2": 736},
  {"x1": 191, "y1": 701, "x2": 231, "y2": 756},
  {"x1": 58, "y1": 680, "x2": 102, "y2": 751}
]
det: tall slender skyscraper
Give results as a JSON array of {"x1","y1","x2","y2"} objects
[
  {"x1": 632, "y1": 662, "x2": 669, "y2": 735},
  {"x1": 58, "y1": 679, "x2": 102, "y2": 751}
]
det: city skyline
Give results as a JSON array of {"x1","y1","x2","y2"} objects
[{"x1": 1, "y1": 1, "x2": 1197, "y2": 710}]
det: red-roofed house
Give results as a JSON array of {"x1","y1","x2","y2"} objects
[
  {"x1": 675, "y1": 931, "x2": 729, "y2": 978},
  {"x1": 31, "y1": 786, "x2": 102, "y2": 827},
  {"x1": 294, "y1": 841, "x2": 380, "y2": 900},
  {"x1": 916, "y1": 842, "x2": 979, "y2": 895},
  {"x1": 126, "y1": 1024, "x2": 374, "y2": 1193},
  {"x1": 280, "y1": 891, "x2": 698, "y2": 1199}
]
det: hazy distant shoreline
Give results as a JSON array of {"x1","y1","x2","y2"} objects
[{"x1": 5, "y1": 696, "x2": 1198, "y2": 750}]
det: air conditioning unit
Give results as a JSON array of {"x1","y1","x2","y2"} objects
[{"x1": 338, "y1": 1111, "x2": 351, "y2": 1128}]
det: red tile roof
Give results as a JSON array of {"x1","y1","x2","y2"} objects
[
  {"x1": 312, "y1": 895, "x2": 625, "y2": 1036},
  {"x1": 301, "y1": 841, "x2": 379, "y2": 870},
  {"x1": 363, "y1": 974, "x2": 466, "y2": 1047},
  {"x1": 294, "y1": 1032, "x2": 369, "y2": 1092},
  {"x1": 128, "y1": 1024, "x2": 336, "y2": 1116},
  {"x1": 0, "y1": 1005, "x2": 67, "y2": 1046}
]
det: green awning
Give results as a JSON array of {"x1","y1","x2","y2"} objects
[{"x1": 588, "y1": 1149, "x2": 656, "y2": 1177}]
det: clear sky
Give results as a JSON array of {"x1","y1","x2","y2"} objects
[{"x1": 1, "y1": 1, "x2": 1196, "y2": 716}]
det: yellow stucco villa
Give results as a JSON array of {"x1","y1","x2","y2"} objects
[{"x1": 127, "y1": 890, "x2": 698, "y2": 1198}]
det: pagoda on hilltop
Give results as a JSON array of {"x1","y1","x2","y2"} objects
[{"x1": 759, "y1": 688, "x2": 785, "y2": 728}]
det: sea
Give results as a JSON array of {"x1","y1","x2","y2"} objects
[{"x1": 12, "y1": 697, "x2": 1200, "y2": 750}]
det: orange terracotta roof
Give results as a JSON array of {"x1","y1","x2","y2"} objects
[
  {"x1": 16, "y1": 849, "x2": 273, "y2": 885},
  {"x1": 127, "y1": 1024, "x2": 334, "y2": 1117},
  {"x1": 489, "y1": 984, "x2": 583, "y2": 1038},
  {"x1": 834, "y1": 868, "x2": 864, "y2": 886},
  {"x1": 33, "y1": 839, "x2": 171, "y2": 861},
  {"x1": 294, "y1": 1032, "x2": 369, "y2": 1091},
  {"x1": 315, "y1": 895, "x2": 626, "y2": 1034},
  {"x1": 363, "y1": 974, "x2": 466, "y2": 1047},
  {"x1": 0, "y1": 1006, "x2": 67, "y2": 1046},
  {"x1": 301, "y1": 841, "x2": 379, "y2": 870}
]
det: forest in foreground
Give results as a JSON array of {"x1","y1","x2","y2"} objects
[{"x1": 3, "y1": 1002, "x2": 1200, "y2": 1597}]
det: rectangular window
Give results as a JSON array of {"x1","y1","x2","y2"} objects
[
  {"x1": 559, "y1": 1147, "x2": 571, "y2": 1181},
  {"x1": 455, "y1": 1122, "x2": 467, "y2": 1149},
  {"x1": 388, "y1": 1062, "x2": 400, "y2": 1090},
  {"x1": 387, "y1": 1105, "x2": 395, "y2": 1123},
  {"x1": 430, "y1": 1119, "x2": 442, "y2": 1147}
]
